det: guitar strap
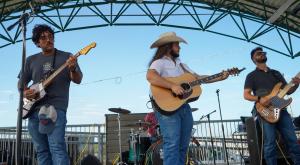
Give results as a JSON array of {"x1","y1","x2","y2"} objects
[
  {"x1": 180, "y1": 63, "x2": 198, "y2": 78},
  {"x1": 51, "y1": 49, "x2": 57, "y2": 71}
]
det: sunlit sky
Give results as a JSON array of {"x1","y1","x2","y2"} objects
[{"x1": 0, "y1": 14, "x2": 300, "y2": 127}]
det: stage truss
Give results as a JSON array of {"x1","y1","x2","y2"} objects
[{"x1": 0, "y1": 0, "x2": 300, "y2": 58}]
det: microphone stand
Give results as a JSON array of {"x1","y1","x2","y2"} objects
[
  {"x1": 7, "y1": 12, "x2": 31, "y2": 165},
  {"x1": 200, "y1": 110, "x2": 216, "y2": 165},
  {"x1": 216, "y1": 89, "x2": 229, "y2": 165}
]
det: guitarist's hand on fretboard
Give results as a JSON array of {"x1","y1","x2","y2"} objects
[
  {"x1": 292, "y1": 77, "x2": 300, "y2": 85},
  {"x1": 66, "y1": 56, "x2": 78, "y2": 72},
  {"x1": 221, "y1": 70, "x2": 230, "y2": 80}
]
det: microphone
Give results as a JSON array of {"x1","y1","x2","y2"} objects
[
  {"x1": 216, "y1": 89, "x2": 220, "y2": 93},
  {"x1": 28, "y1": 1, "x2": 41, "y2": 15}
]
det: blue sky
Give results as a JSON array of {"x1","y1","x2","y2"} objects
[{"x1": 0, "y1": 24, "x2": 300, "y2": 127}]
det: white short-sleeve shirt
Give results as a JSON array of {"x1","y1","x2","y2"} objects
[{"x1": 149, "y1": 56, "x2": 195, "y2": 77}]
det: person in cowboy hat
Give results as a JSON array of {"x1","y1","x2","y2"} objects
[{"x1": 146, "y1": 32, "x2": 229, "y2": 165}]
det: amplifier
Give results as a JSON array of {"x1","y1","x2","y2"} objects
[{"x1": 245, "y1": 117, "x2": 292, "y2": 165}]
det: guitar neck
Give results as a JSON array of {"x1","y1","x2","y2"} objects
[
  {"x1": 189, "y1": 72, "x2": 223, "y2": 87},
  {"x1": 277, "y1": 82, "x2": 295, "y2": 98},
  {"x1": 43, "y1": 52, "x2": 81, "y2": 88}
]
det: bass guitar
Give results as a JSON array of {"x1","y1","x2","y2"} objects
[
  {"x1": 150, "y1": 67, "x2": 245, "y2": 112},
  {"x1": 22, "y1": 42, "x2": 96, "y2": 119},
  {"x1": 256, "y1": 72, "x2": 300, "y2": 123}
]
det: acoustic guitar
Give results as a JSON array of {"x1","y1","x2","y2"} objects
[
  {"x1": 22, "y1": 42, "x2": 96, "y2": 119},
  {"x1": 150, "y1": 67, "x2": 245, "y2": 112}
]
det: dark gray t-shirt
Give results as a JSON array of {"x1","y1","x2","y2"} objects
[{"x1": 20, "y1": 49, "x2": 81, "y2": 111}]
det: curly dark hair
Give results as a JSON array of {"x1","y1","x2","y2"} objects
[{"x1": 31, "y1": 24, "x2": 54, "y2": 46}]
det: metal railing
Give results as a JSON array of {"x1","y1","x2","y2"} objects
[
  {"x1": 0, "y1": 119, "x2": 251, "y2": 165},
  {"x1": 0, "y1": 124, "x2": 106, "y2": 165},
  {"x1": 190, "y1": 119, "x2": 249, "y2": 165}
]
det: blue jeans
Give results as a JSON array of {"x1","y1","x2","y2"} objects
[
  {"x1": 259, "y1": 110, "x2": 300, "y2": 165},
  {"x1": 154, "y1": 104, "x2": 193, "y2": 165},
  {"x1": 28, "y1": 108, "x2": 70, "y2": 165}
]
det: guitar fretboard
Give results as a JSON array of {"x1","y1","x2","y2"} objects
[
  {"x1": 189, "y1": 72, "x2": 224, "y2": 87},
  {"x1": 277, "y1": 72, "x2": 300, "y2": 98},
  {"x1": 43, "y1": 52, "x2": 81, "y2": 87}
]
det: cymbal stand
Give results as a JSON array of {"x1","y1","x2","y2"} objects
[
  {"x1": 117, "y1": 114, "x2": 127, "y2": 165},
  {"x1": 130, "y1": 129, "x2": 138, "y2": 165}
]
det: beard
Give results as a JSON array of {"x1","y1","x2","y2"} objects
[
  {"x1": 170, "y1": 50, "x2": 179, "y2": 58},
  {"x1": 256, "y1": 56, "x2": 267, "y2": 63}
]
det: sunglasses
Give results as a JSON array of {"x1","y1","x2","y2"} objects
[{"x1": 255, "y1": 51, "x2": 267, "y2": 55}]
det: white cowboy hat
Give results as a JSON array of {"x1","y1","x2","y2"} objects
[{"x1": 150, "y1": 32, "x2": 187, "y2": 49}]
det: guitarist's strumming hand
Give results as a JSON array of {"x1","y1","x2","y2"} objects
[
  {"x1": 24, "y1": 89, "x2": 38, "y2": 100},
  {"x1": 171, "y1": 84, "x2": 184, "y2": 96},
  {"x1": 259, "y1": 96, "x2": 271, "y2": 107}
]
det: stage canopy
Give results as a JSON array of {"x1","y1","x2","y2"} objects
[{"x1": 1, "y1": 0, "x2": 300, "y2": 58}]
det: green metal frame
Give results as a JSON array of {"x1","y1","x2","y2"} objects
[{"x1": 0, "y1": 0, "x2": 300, "y2": 58}]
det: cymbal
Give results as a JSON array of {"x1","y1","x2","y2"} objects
[
  {"x1": 191, "y1": 108, "x2": 199, "y2": 112},
  {"x1": 108, "y1": 108, "x2": 131, "y2": 114}
]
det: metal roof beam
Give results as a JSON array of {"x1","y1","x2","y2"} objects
[{"x1": 267, "y1": 0, "x2": 295, "y2": 24}]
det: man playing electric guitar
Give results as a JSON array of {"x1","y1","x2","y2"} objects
[
  {"x1": 18, "y1": 24, "x2": 83, "y2": 165},
  {"x1": 243, "y1": 47, "x2": 300, "y2": 165}
]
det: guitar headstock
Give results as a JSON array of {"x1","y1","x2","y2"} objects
[
  {"x1": 296, "y1": 72, "x2": 300, "y2": 79},
  {"x1": 227, "y1": 67, "x2": 246, "y2": 76},
  {"x1": 79, "y1": 42, "x2": 96, "y2": 55}
]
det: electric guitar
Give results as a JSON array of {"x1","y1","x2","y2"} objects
[
  {"x1": 150, "y1": 67, "x2": 245, "y2": 112},
  {"x1": 22, "y1": 42, "x2": 96, "y2": 119},
  {"x1": 256, "y1": 72, "x2": 300, "y2": 123}
]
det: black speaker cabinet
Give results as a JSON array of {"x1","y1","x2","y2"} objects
[{"x1": 245, "y1": 117, "x2": 292, "y2": 165}]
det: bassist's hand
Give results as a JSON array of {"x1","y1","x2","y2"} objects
[
  {"x1": 24, "y1": 89, "x2": 37, "y2": 100},
  {"x1": 292, "y1": 77, "x2": 300, "y2": 85},
  {"x1": 171, "y1": 84, "x2": 184, "y2": 96},
  {"x1": 259, "y1": 97, "x2": 271, "y2": 107}
]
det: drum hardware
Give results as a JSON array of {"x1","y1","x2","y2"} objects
[
  {"x1": 108, "y1": 108, "x2": 131, "y2": 165},
  {"x1": 123, "y1": 121, "x2": 151, "y2": 128},
  {"x1": 128, "y1": 131, "x2": 151, "y2": 165}
]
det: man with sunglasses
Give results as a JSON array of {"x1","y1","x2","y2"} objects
[
  {"x1": 243, "y1": 47, "x2": 300, "y2": 165},
  {"x1": 18, "y1": 24, "x2": 83, "y2": 165}
]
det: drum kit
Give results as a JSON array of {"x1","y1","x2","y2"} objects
[{"x1": 108, "y1": 107, "x2": 201, "y2": 165}]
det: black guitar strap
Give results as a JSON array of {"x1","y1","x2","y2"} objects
[{"x1": 51, "y1": 49, "x2": 57, "y2": 71}]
